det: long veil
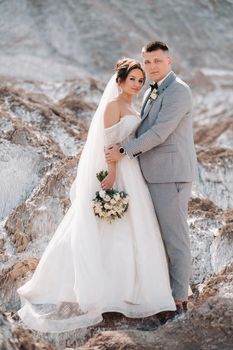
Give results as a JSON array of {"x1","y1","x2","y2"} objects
[
  {"x1": 69, "y1": 73, "x2": 119, "y2": 204},
  {"x1": 17, "y1": 74, "x2": 120, "y2": 333}
]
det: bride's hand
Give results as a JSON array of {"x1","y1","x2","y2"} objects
[
  {"x1": 105, "y1": 144, "x2": 123, "y2": 162},
  {"x1": 101, "y1": 172, "x2": 116, "y2": 190}
]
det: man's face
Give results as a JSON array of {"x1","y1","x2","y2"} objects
[{"x1": 142, "y1": 49, "x2": 172, "y2": 82}]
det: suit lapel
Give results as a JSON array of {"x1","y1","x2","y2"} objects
[
  {"x1": 156, "y1": 71, "x2": 176, "y2": 96},
  {"x1": 140, "y1": 89, "x2": 151, "y2": 117},
  {"x1": 140, "y1": 71, "x2": 176, "y2": 123},
  {"x1": 141, "y1": 98, "x2": 154, "y2": 122}
]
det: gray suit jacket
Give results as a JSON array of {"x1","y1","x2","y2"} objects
[{"x1": 122, "y1": 71, "x2": 198, "y2": 183}]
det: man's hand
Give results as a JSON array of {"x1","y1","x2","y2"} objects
[{"x1": 105, "y1": 144, "x2": 124, "y2": 162}]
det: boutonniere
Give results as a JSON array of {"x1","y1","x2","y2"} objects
[{"x1": 150, "y1": 89, "x2": 158, "y2": 101}]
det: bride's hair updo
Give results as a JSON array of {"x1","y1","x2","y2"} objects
[{"x1": 115, "y1": 57, "x2": 146, "y2": 84}]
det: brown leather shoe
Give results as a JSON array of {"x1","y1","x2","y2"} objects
[
  {"x1": 182, "y1": 301, "x2": 188, "y2": 312},
  {"x1": 175, "y1": 301, "x2": 189, "y2": 316},
  {"x1": 175, "y1": 303, "x2": 184, "y2": 315},
  {"x1": 157, "y1": 302, "x2": 188, "y2": 325}
]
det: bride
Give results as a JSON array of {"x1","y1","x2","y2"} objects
[{"x1": 17, "y1": 58, "x2": 176, "y2": 333}]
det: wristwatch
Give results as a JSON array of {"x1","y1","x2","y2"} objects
[{"x1": 119, "y1": 146, "x2": 126, "y2": 155}]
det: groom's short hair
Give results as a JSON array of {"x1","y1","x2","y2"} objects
[{"x1": 142, "y1": 41, "x2": 169, "y2": 53}]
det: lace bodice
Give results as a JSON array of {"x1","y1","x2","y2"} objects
[{"x1": 104, "y1": 115, "x2": 141, "y2": 146}]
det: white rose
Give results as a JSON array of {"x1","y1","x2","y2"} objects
[
  {"x1": 105, "y1": 195, "x2": 111, "y2": 202},
  {"x1": 99, "y1": 190, "x2": 106, "y2": 198},
  {"x1": 114, "y1": 193, "x2": 120, "y2": 201},
  {"x1": 95, "y1": 207, "x2": 102, "y2": 214}
]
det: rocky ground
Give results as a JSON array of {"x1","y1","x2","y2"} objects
[
  {"x1": 79, "y1": 264, "x2": 233, "y2": 350},
  {"x1": 0, "y1": 66, "x2": 232, "y2": 349}
]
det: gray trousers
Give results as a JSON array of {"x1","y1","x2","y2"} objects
[{"x1": 146, "y1": 182, "x2": 192, "y2": 301}]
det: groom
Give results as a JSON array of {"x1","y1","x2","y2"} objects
[{"x1": 105, "y1": 41, "x2": 198, "y2": 315}]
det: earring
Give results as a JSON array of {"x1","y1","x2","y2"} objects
[{"x1": 118, "y1": 86, "x2": 123, "y2": 94}]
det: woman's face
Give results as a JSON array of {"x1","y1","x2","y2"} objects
[{"x1": 120, "y1": 68, "x2": 144, "y2": 96}]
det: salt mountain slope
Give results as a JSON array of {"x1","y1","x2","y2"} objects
[{"x1": 0, "y1": 0, "x2": 232, "y2": 80}]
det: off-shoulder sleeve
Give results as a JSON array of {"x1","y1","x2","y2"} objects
[
  {"x1": 104, "y1": 117, "x2": 140, "y2": 146},
  {"x1": 104, "y1": 122, "x2": 122, "y2": 146}
]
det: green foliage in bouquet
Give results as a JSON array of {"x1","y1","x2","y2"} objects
[
  {"x1": 92, "y1": 170, "x2": 129, "y2": 223},
  {"x1": 96, "y1": 170, "x2": 109, "y2": 182}
]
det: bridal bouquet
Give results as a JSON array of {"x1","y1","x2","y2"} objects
[{"x1": 92, "y1": 170, "x2": 129, "y2": 223}]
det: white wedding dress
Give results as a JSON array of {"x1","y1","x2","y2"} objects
[{"x1": 17, "y1": 114, "x2": 176, "y2": 333}]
